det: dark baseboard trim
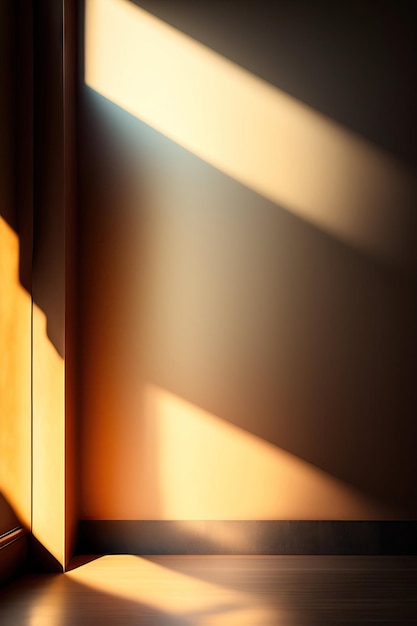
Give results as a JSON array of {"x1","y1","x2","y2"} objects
[
  {"x1": 0, "y1": 530, "x2": 29, "y2": 587},
  {"x1": 76, "y1": 520, "x2": 417, "y2": 556},
  {"x1": 0, "y1": 526, "x2": 25, "y2": 550}
]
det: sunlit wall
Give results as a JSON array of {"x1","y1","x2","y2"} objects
[
  {"x1": 0, "y1": 217, "x2": 32, "y2": 530},
  {"x1": 82, "y1": 383, "x2": 393, "y2": 520},
  {"x1": 0, "y1": 0, "x2": 77, "y2": 572},
  {"x1": 0, "y1": 1, "x2": 31, "y2": 534},
  {"x1": 30, "y1": 0, "x2": 77, "y2": 569},
  {"x1": 79, "y1": 0, "x2": 417, "y2": 522},
  {"x1": 31, "y1": 305, "x2": 65, "y2": 565},
  {"x1": 85, "y1": 0, "x2": 416, "y2": 272}
]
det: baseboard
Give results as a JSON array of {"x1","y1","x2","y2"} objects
[
  {"x1": 76, "y1": 520, "x2": 417, "y2": 556},
  {"x1": 0, "y1": 528, "x2": 29, "y2": 586}
]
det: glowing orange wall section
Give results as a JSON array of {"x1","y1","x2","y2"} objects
[
  {"x1": 82, "y1": 384, "x2": 392, "y2": 520},
  {"x1": 32, "y1": 304, "x2": 65, "y2": 565},
  {"x1": 0, "y1": 218, "x2": 68, "y2": 566},
  {"x1": 0, "y1": 217, "x2": 31, "y2": 529}
]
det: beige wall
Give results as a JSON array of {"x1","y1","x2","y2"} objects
[{"x1": 78, "y1": 1, "x2": 417, "y2": 521}]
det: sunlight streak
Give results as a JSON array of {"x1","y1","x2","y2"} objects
[
  {"x1": 142, "y1": 385, "x2": 392, "y2": 521},
  {"x1": 86, "y1": 0, "x2": 415, "y2": 270},
  {"x1": 32, "y1": 304, "x2": 65, "y2": 565},
  {"x1": 0, "y1": 216, "x2": 31, "y2": 528},
  {"x1": 82, "y1": 383, "x2": 393, "y2": 521}
]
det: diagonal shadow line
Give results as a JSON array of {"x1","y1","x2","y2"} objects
[
  {"x1": 76, "y1": 1, "x2": 417, "y2": 518},
  {"x1": 128, "y1": 0, "x2": 417, "y2": 170},
  {"x1": 0, "y1": 0, "x2": 66, "y2": 359},
  {"x1": 84, "y1": 0, "x2": 417, "y2": 276},
  {"x1": 77, "y1": 86, "x2": 417, "y2": 516},
  {"x1": 1, "y1": 0, "x2": 79, "y2": 573}
]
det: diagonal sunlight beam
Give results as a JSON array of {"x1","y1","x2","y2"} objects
[
  {"x1": 0, "y1": 221, "x2": 65, "y2": 565},
  {"x1": 82, "y1": 382, "x2": 395, "y2": 521},
  {"x1": 85, "y1": 0, "x2": 416, "y2": 271},
  {"x1": 142, "y1": 384, "x2": 393, "y2": 521}
]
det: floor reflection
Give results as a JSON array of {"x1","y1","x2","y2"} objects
[{"x1": 1, "y1": 555, "x2": 417, "y2": 625}]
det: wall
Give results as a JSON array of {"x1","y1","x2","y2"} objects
[
  {"x1": 31, "y1": 0, "x2": 78, "y2": 569},
  {"x1": 0, "y1": 0, "x2": 32, "y2": 536},
  {"x1": 0, "y1": 0, "x2": 78, "y2": 575},
  {"x1": 0, "y1": 0, "x2": 31, "y2": 583},
  {"x1": 78, "y1": 0, "x2": 417, "y2": 525}
]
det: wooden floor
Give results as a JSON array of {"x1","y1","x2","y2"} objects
[{"x1": 1, "y1": 555, "x2": 417, "y2": 625}]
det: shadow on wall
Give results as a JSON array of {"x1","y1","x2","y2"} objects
[
  {"x1": 0, "y1": 0, "x2": 65, "y2": 357},
  {"x1": 0, "y1": 0, "x2": 31, "y2": 293},
  {"x1": 133, "y1": 0, "x2": 417, "y2": 171},
  {"x1": 85, "y1": 0, "x2": 416, "y2": 274},
  {"x1": 77, "y1": 0, "x2": 417, "y2": 520},
  {"x1": 0, "y1": 209, "x2": 66, "y2": 564},
  {"x1": 0, "y1": 493, "x2": 22, "y2": 536},
  {"x1": 78, "y1": 87, "x2": 417, "y2": 520},
  {"x1": 1, "y1": 0, "x2": 76, "y2": 570}
]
